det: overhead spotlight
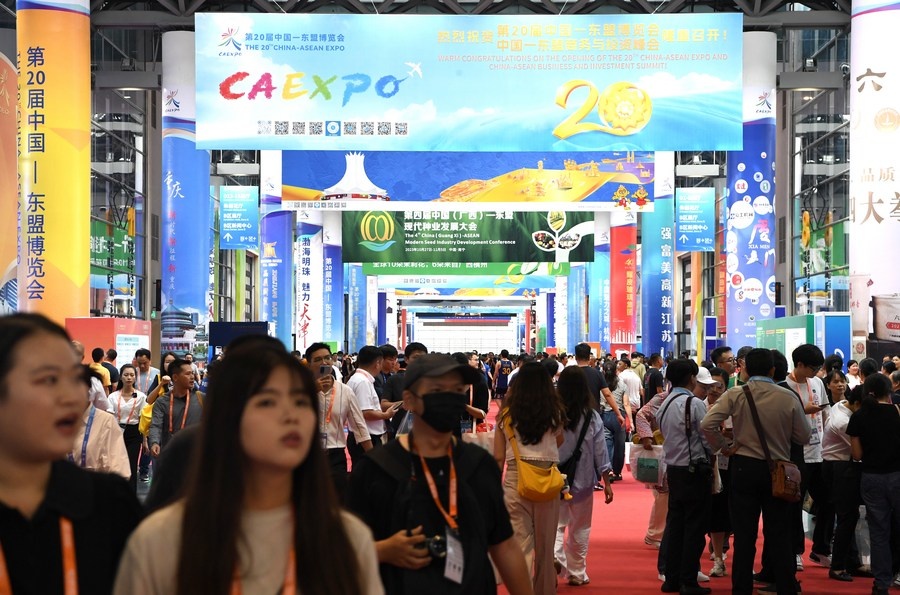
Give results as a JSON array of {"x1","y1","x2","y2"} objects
[{"x1": 802, "y1": 58, "x2": 817, "y2": 72}]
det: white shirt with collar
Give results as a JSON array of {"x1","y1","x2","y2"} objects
[
  {"x1": 70, "y1": 406, "x2": 131, "y2": 479},
  {"x1": 347, "y1": 369, "x2": 385, "y2": 437},
  {"x1": 320, "y1": 382, "x2": 371, "y2": 448},
  {"x1": 108, "y1": 390, "x2": 148, "y2": 426}
]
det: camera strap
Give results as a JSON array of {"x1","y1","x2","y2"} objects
[{"x1": 683, "y1": 395, "x2": 697, "y2": 467}]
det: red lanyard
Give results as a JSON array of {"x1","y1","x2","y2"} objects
[
  {"x1": 118, "y1": 392, "x2": 139, "y2": 425},
  {"x1": 416, "y1": 443, "x2": 458, "y2": 531},
  {"x1": 0, "y1": 517, "x2": 77, "y2": 595},
  {"x1": 791, "y1": 375, "x2": 816, "y2": 413},
  {"x1": 323, "y1": 385, "x2": 337, "y2": 427},
  {"x1": 169, "y1": 392, "x2": 191, "y2": 434},
  {"x1": 137, "y1": 371, "x2": 152, "y2": 394},
  {"x1": 229, "y1": 537, "x2": 295, "y2": 595}
]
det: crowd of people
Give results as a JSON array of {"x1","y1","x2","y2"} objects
[{"x1": 1, "y1": 311, "x2": 899, "y2": 595}]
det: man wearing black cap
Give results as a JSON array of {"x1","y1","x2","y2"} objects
[{"x1": 347, "y1": 354, "x2": 533, "y2": 595}]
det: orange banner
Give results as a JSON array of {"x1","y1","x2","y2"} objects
[{"x1": 17, "y1": 2, "x2": 91, "y2": 322}]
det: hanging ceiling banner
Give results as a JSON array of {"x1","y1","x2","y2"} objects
[
  {"x1": 342, "y1": 210, "x2": 595, "y2": 264},
  {"x1": 281, "y1": 150, "x2": 654, "y2": 212},
  {"x1": 195, "y1": 13, "x2": 743, "y2": 152}
]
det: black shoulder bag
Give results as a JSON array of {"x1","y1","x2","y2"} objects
[{"x1": 558, "y1": 412, "x2": 592, "y2": 484}]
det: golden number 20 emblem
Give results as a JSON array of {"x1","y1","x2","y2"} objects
[{"x1": 553, "y1": 80, "x2": 653, "y2": 139}]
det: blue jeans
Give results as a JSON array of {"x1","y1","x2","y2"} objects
[
  {"x1": 600, "y1": 410, "x2": 625, "y2": 476},
  {"x1": 860, "y1": 470, "x2": 900, "y2": 589}
]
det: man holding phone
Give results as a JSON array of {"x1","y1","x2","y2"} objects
[
  {"x1": 306, "y1": 343, "x2": 374, "y2": 499},
  {"x1": 785, "y1": 343, "x2": 831, "y2": 569}
]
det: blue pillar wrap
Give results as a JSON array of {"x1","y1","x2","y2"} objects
[
  {"x1": 641, "y1": 192, "x2": 675, "y2": 356},
  {"x1": 259, "y1": 210, "x2": 295, "y2": 349},
  {"x1": 323, "y1": 243, "x2": 343, "y2": 346},
  {"x1": 348, "y1": 264, "x2": 367, "y2": 352},
  {"x1": 377, "y1": 292, "x2": 387, "y2": 346},
  {"x1": 545, "y1": 292, "x2": 556, "y2": 349},
  {"x1": 568, "y1": 264, "x2": 586, "y2": 347}
]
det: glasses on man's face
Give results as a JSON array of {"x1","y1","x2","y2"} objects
[
  {"x1": 719, "y1": 357, "x2": 736, "y2": 364},
  {"x1": 808, "y1": 365, "x2": 822, "y2": 374},
  {"x1": 311, "y1": 354, "x2": 333, "y2": 364}
]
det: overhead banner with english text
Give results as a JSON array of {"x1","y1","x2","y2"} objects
[
  {"x1": 342, "y1": 210, "x2": 595, "y2": 264},
  {"x1": 195, "y1": 13, "x2": 743, "y2": 152}
]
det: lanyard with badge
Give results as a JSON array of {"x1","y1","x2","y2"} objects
[
  {"x1": 118, "y1": 393, "x2": 139, "y2": 426},
  {"x1": 0, "y1": 517, "x2": 78, "y2": 595},
  {"x1": 321, "y1": 385, "x2": 336, "y2": 448},
  {"x1": 169, "y1": 392, "x2": 192, "y2": 434},
  {"x1": 68, "y1": 407, "x2": 96, "y2": 468},
  {"x1": 410, "y1": 433, "x2": 464, "y2": 584}
]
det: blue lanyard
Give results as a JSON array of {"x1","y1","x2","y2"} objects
[{"x1": 68, "y1": 407, "x2": 96, "y2": 467}]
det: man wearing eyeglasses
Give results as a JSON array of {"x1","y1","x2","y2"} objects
[
  {"x1": 711, "y1": 347, "x2": 736, "y2": 378},
  {"x1": 785, "y1": 343, "x2": 830, "y2": 570}
]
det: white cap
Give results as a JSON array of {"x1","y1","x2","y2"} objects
[{"x1": 696, "y1": 367, "x2": 718, "y2": 385}]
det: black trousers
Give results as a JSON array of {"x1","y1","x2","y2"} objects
[
  {"x1": 347, "y1": 432, "x2": 383, "y2": 469},
  {"x1": 663, "y1": 465, "x2": 712, "y2": 587},
  {"x1": 121, "y1": 423, "x2": 142, "y2": 492},
  {"x1": 327, "y1": 447, "x2": 349, "y2": 501},
  {"x1": 801, "y1": 461, "x2": 833, "y2": 556},
  {"x1": 823, "y1": 460, "x2": 862, "y2": 571},
  {"x1": 729, "y1": 455, "x2": 797, "y2": 595}
]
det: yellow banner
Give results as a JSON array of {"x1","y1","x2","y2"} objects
[
  {"x1": 18, "y1": 3, "x2": 91, "y2": 322},
  {"x1": 0, "y1": 53, "x2": 15, "y2": 313}
]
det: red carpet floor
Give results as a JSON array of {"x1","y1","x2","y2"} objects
[{"x1": 487, "y1": 403, "x2": 868, "y2": 594}]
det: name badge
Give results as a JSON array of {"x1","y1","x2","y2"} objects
[{"x1": 444, "y1": 529, "x2": 464, "y2": 584}]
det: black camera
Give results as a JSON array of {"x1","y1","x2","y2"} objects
[{"x1": 415, "y1": 534, "x2": 447, "y2": 558}]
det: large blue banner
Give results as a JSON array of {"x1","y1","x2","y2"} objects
[
  {"x1": 675, "y1": 187, "x2": 716, "y2": 252},
  {"x1": 282, "y1": 151, "x2": 655, "y2": 212},
  {"x1": 161, "y1": 122, "x2": 212, "y2": 350},
  {"x1": 260, "y1": 210, "x2": 295, "y2": 348},
  {"x1": 195, "y1": 13, "x2": 743, "y2": 152},
  {"x1": 568, "y1": 264, "x2": 586, "y2": 347},
  {"x1": 726, "y1": 122, "x2": 776, "y2": 347},
  {"x1": 348, "y1": 264, "x2": 367, "y2": 352},
  {"x1": 323, "y1": 242, "x2": 343, "y2": 348},
  {"x1": 219, "y1": 186, "x2": 259, "y2": 250},
  {"x1": 642, "y1": 186, "x2": 675, "y2": 356}
]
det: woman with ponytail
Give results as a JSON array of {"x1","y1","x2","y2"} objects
[{"x1": 847, "y1": 373, "x2": 900, "y2": 595}]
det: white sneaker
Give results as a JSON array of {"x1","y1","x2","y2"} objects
[
  {"x1": 710, "y1": 559, "x2": 726, "y2": 577},
  {"x1": 795, "y1": 554, "x2": 804, "y2": 571},
  {"x1": 658, "y1": 573, "x2": 665, "y2": 582},
  {"x1": 697, "y1": 571, "x2": 710, "y2": 583},
  {"x1": 893, "y1": 573, "x2": 900, "y2": 587}
]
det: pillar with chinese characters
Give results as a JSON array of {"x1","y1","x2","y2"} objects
[
  {"x1": 725, "y1": 32, "x2": 777, "y2": 347},
  {"x1": 849, "y1": 0, "x2": 900, "y2": 358},
  {"x1": 160, "y1": 32, "x2": 211, "y2": 354},
  {"x1": 17, "y1": 0, "x2": 90, "y2": 321},
  {"x1": 609, "y1": 209, "x2": 637, "y2": 355},
  {"x1": 588, "y1": 212, "x2": 611, "y2": 350},
  {"x1": 641, "y1": 152, "x2": 676, "y2": 358}
]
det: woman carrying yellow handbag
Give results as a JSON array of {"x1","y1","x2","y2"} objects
[{"x1": 494, "y1": 362, "x2": 566, "y2": 595}]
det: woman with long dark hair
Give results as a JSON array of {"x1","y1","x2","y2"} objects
[
  {"x1": 553, "y1": 366, "x2": 613, "y2": 586},
  {"x1": 847, "y1": 373, "x2": 900, "y2": 595},
  {"x1": 114, "y1": 341, "x2": 382, "y2": 594},
  {"x1": 0, "y1": 313, "x2": 142, "y2": 593},
  {"x1": 108, "y1": 363, "x2": 147, "y2": 491},
  {"x1": 494, "y1": 361, "x2": 566, "y2": 595}
]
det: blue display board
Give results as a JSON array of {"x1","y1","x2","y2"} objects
[
  {"x1": 259, "y1": 210, "x2": 295, "y2": 349},
  {"x1": 642, "y1": 189, "x2": 675, "y2": 356},
  {"x1": 195, "y1": 13, "x2": 743, "y2": 151},
  {"x1": 675, "y1": 187, "x2": 716, "y2": 252},
  {"x1": 219, "y1": 186, "x2": 259, "y2": 249}
]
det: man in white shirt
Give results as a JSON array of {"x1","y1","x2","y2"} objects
[
  {"x1": 306, "y1": 342, "x2": 372, "y2": 498},
  {"x1": 618, "y1": 358, "x2": 643, "y2": 425},
  {"x1": 347, "y1": 345, "x2": 398, "y2": 465},
  {"x1": 133, "y1": 348, "x2": 160, "y2": 396},
  {"x1": 785, "y1": 344, "x2": 830, "y2": 569}
]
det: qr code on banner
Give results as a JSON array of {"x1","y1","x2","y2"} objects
[
  {"x1": 292, "y1": 122, "x2": 305, "y2": 135},
  {"x1": 343, "y1": 122, "x2": 357, "y2": 135},
  {"x1": 361, "y1": 122, "x2": 375, "y2": 136},
  {"x1": 378, "y1": 122, "x2": 391, "y2": 135},
  {"x1": 395, "y1": 122, "x2": 408, "y2": 136},
  {"x1": 309, "y1": 122, "x2": 324, "y2": 135},
  {"x1": 257, "y1": 120, "x2": 272, "y2": 135},
  {"x1": 274, "y1": 121, "x2": 289, "y2": 135}
]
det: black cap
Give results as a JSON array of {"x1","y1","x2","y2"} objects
[{"x1": 403, "y1": 353, "x2": 483, "y2": 391}]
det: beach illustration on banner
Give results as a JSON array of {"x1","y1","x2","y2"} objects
[{"x1": 282, "y1": 150, "x2": 654, "y2": 211}]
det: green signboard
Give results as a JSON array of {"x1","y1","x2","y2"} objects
[
  {"x1": 343, "y1": 211, "x2": 594, "y2": 264},
  {"x1": 90, "y1": 221, "x2": 133, "y2": 275}
]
